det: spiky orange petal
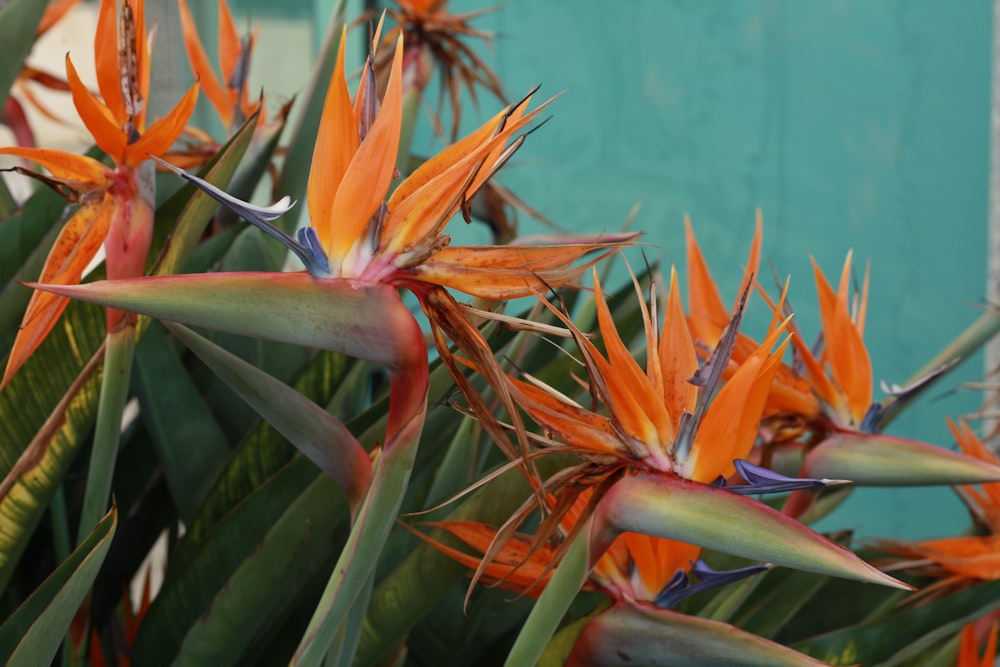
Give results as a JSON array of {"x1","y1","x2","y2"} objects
[
  {"x1": 326, "y1": 38, "x2": 403, "y2": 266},
  {"x1": 123, "y1": 82, "x2": 199, "y2": 166},
  {"x1": 2, "y1": 194, "x2": 116, "y2": 387},
  {"x1": 307, "y1": 27, "x2": 358, "y2": 254},
  {"x1": 178, "y1": 0, "x2": 230, "y2": 126},
  {"x1": 66, "y1": 55, "x2": 125, "y2": 163}
]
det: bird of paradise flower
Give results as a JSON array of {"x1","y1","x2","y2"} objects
[
  {"x1": 682, "y1": 220, "x2": 1000, "y2": 516},
  {"x1": 32, "y1": 24, "x2": 634, "y2": 662}
]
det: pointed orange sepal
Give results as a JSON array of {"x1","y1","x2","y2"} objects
[
  {"x1": 66, "y1": 54, "x2": 125, "y2": 163},
  {"x1": 2, "y1": 193, "x2": 117, "y2": 388},
  {"x1": 124, "y1": 82, "x2": 200, "y2": 166},
  {"x1": 0, "y1": 146, "x2": 111, "y2": 191},
  {"x1": 178, "y1": 0, "x2": 231, "y2": 126}
]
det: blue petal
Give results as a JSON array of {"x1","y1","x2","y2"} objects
[
  {"x1": 654, "y1": 559, "x2": 771, "y2": 608},
  {"x1": 152, "y1": 156, "x2": 333, "y2": 278},
  {"x1": 719, "y1": 459, "x2": 850, "y2": 495}
]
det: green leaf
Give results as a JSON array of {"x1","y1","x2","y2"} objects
[
  {"x1": 793, "y1": 578, "x2": 1000, "y2": 666},
  {"x1": 131, "y1": 455, "x2": 341, "y2": 665},
  {"x1": 293, "y1": 418, "x2": 426, "y2": 666},
  {"x1": 0, "y1": 188, "x2": 66, "y2": 346},
  {"x1": 0, "y1": 300, "x2": 106, "y2": 592},
  {"x1": 0, "y1": 506, "x2": 117, "y2": 667},
  {"x1": 0, "y1": 0, "x2": 47, "y2": 112},
  {"x1": 171, "y1": 474, "x2": 349, "y2": 667},
  {"x1": 354, "y1": 461, "x2": 547, "y2": 667},
  {"x1": 164, "y1": 321, "x2": 372, "y2": 513},
  {"x1": 133, "y1": 322, "x2": 231, "y2": 521}
]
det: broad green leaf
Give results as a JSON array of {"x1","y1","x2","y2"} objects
[
  {"x1": 793, "y1": 578, "x2": 1000, "y2": 666},
  {"x1": 170, "y1": 348, "x2": 354, "y2": 571},
  {"x1": 165, "y1": 321, "x2": 372, "y2": 513},
  {"x1": 171, "y1": 474, "x2": 349, "y2": 667},
  {"x1": 293, "y1": 412, "x2": 427, "y2": 666},
  {"x1": 565, "y1": 602, "x2": 831, "y2": 666},
  {"x1": 133, "y1": 322, "x2": 231, "y2": 521},
  {"x1": 0, "y1": 300, "x2": 105, "y2": 592},
  {"x1": 0, "y1": 506, "x2": 116, "y2": 667},
  {"x1": 354, "y1": 461, "x2": 548, "y2": 667},
  {"x1": 132, "y1": 455, "x2": 326, "y2": 664},
  {"x1": 0, "y1": 0, "x2": 47, "y2": 112},
  {"x1": 504, "y1": 517, "x2": 592, "y2": 667}
]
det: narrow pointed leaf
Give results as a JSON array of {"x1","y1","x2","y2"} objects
[
  {"x1": 133, "y1": 322, "x2": 231, "y2": 521},
  {"x1": 33, "y1": 273, "x2": 416, "y2": 370},
  {"x1": 0, "y1": 507, "x2": 116, "y2": 667},
  {"x1": 0, "y1": 0, "x2": 48, "y2": 111},
  {"x1": 802, "y1": 432, "x2": 1000, "y2": 486},
  {"x1": 171, "y1": 474, "x2": 349, "y2": 667},
  {"x1": 165, "y1": 321, "x2": 371, "y2": 512},
  {"x1": 566, "y1": 602, "x2": 831, "y2": 667},
  {"x1": 294, "y1": 423, "x2": 424, "y2": 666},
  {"x1": 592, "y1": 473, "x2": 908, "y2": 589},
  {"x1": 0, "y1": 301, "x2": 105, "y2": 592},
  {"x1": 793, "y1": 577, "x2": 1000, "y2": 665}
]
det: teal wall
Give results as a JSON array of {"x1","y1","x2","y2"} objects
[
  {"x1": 482, "y1": 1, "x2": 992, "y2": 540},
  {"x1": 265, "y1": 0, "x2": 992, "y2": 539}
]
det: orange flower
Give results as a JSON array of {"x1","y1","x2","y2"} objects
[
  {"x1": 0, "y1": 0, "x2": 197, "y2": 386},
  {"x1": 959, "y1": 619, "x2": 998, "y2": 667},
  {"x1": 874, "y1": 420, "x2": 1000, "y2": 601},
  {"x1": 376, "y1": 0, "x2": 505, "y2": 139}
]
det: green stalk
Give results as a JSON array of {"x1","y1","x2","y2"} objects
[
  {"x1": 503, "y1": 522, "x2": 591, "y2": 667},
  {"x1": 77, "y1": 325, "x2": 136, "y2": 543},
  {"x1": 293, "y1": 433, "x2": 422, "y2": 666}
]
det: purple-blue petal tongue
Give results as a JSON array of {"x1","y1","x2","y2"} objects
[
  {"x1": 716, "y1": 459, "x2": 849, "y2": 495},
  {"x1": 654, "y1": 559, "x2": 771, "y2": 608}
]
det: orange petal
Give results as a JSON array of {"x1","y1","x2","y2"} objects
[
  {"x1": 2, "y1": 193, "x2": 116, "y2": 387},
  {"x1": 914, "y1": 535, "x2": 1000, "y2": 581},
  {"x1": 593, "y1": 272, "x2": 673, "y2": 452},
  {"x1": 66, "y1": 54, "x2": 125, "y2": 163},
  {"x1": 129, "y1": 0, "x2": 151, "y2": 130},
  {"x1": 659, "y1": 266, "x2": 699, "y2": 427},
  {"x1": 508, "y1": 376, "x2": 623, "y2": 458},
  {"x1": 620, "y1": 532, "x2": 701, "y2": 599},
  {"x1": 326, "y1": 37, "x2": 403, "y2": 267},
  {"x1": 412, "y1": 243, "x2": 623, "y2": 298},
  {"x1": 93, "y1": 0, "x2": 125, "y2": 124},
  {"x1": 684, "y1": 216, "x2": 728, "y2": 344},
  {"x1": 178, "y1": 0, "x2": 230, "y2": 126},
  {"x1": 688, "y1": 324, "x2": 790, "y2": 482},
  {"x1": 412, "y1": 522, "x2": 556, "y2": 596},
  {"x1": 306, "y1": 27, "x2": 357, "y2": 253},
  {"x1": 812, "y1": 255, "x2": 872, "y2": 425},
  {"x1": 38, "y1": 0, "x2": 82, "y2": 36},
  {"x1": 124, "y1": 82, "x2": 200, "y2": 165},
  {"x1": 218, "y1": 0, "x2": 242, "y2": 84},
  {"x1": 0, "y1": 146, "x2": 111, "y2": 189}
]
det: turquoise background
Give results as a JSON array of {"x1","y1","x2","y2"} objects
[{"x1": 230, "y1": 0, "x2": 992, "y2": 539}]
